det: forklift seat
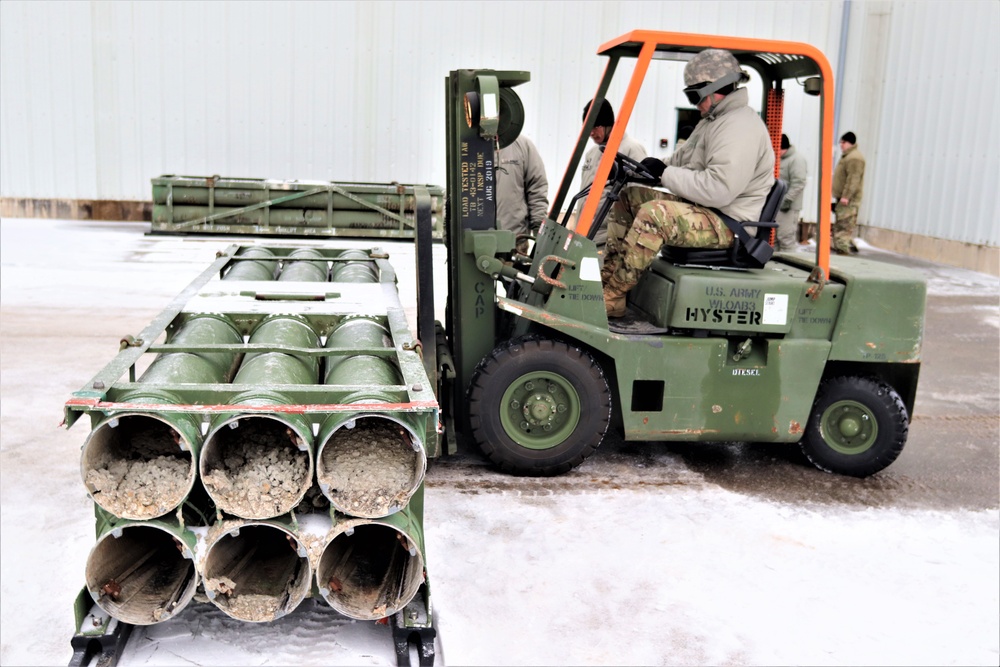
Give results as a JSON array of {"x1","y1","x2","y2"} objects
[{"x1": 660, "y1": 178, "x2": 788, "y2": 269}]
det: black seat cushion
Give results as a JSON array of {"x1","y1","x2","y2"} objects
[{"x1": 661, "y1": 179, "x2": 788, "y2": 269}]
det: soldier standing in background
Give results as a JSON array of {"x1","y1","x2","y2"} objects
[
  {"x1": 496, "y1": 134, "x2": 549, "y2": 255},
  {"x1": 832, "y1": 131, "x2": 865, "y2": 254},
  {"x1": 776, "y1": 133, "x2": 808, "y2": 251},
  {"x1": 579, "y1": 99, "x2": 648, "y2": 253}
]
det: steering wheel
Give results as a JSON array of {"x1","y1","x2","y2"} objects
[
  {"x1": 599, "y1": 145, "x2": 661, "y2": 186},
  {"x1": 615, "y1": 151, "x2": 662, "y2": 185}
]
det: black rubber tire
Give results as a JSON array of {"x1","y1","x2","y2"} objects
[
  {"x1": 801, "y1": 376, "x2": 909, "y2": 477},
  {"x1": 467, "y1": 337, "x2": 611, "y2": 476}
]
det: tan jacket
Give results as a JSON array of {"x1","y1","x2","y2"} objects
[
  {"x1": 662, "y1": 88, "x2": 775, "y2": 221},
  {"x1": 780, "y1": 145, "x2": 808, "y2": 211},
  {"x1": 832, "y1": 145, "x2": 865, "y2": 205},
  {"x1": 581, "y1": 133, "x2": 648, "y2": 246},
  {"x1": 581, "y1": 132, "x2": 648, "y2": 189},
  {"x1": 496, "y1": 135, "x2": 549, "y2": 236}
]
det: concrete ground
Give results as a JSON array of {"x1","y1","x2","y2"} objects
[{"x1": 1, "y1": 218, "x2": 997, "y2": 666}]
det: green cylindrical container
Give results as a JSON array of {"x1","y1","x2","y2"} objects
[
  {"x1": 234, "y1": 315, "x2": 321, "y2": 383},
  {"x1": 323, "y1": 316, "x2": 393, "y2": 381},
  {"x1": 222, "y1": 246, "x2": 278, "y2": 281},
  {"x1": 315, "y1": 412, "x2": 426, "y2": 519},
  {"x1": 82, "y1": 315, "x2": 243, "y2": 520},
  {"x1": 202, "y1": 518, "x2": 312, "y2": 622},
  {"x1": 81, "y1": 392, "x2": 201, "y2": 521},
  {"x1": 200, "y1": 393, "x2": 315, "y2": 520},
  {"x1": 141, "y1": 314, "x2": 244, "y2": 384},
  {"x1": 278, "y1": 247, "x2": 328, "y2": 282},
  {"x1": 315, "y1": 503, "x2": 425, "y2": 620},
  {"x1": 324, "y1": 355, "x2": 402, "y2": 388},
  {"x1": 85, "y1": 518, "x2": 199, "y2": 625},
  {"x1": 331, "y1": 249, "x2": 378, "y2": 283}
]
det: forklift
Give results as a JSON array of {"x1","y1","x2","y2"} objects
[{"x1": 430, "y1": 30, "x2": 925, "y2": 478}]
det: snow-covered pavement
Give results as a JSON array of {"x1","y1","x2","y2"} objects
[{"x1": 1, "y1": 219, "x2": 997, "y2": 666}]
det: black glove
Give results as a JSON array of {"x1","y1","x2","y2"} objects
[
  {"x1": 779, "y1": 200, "x2": 792, "y2": 212},
  {"x1": 639, "y1": 157, "x2": 666, "y2": 179}
]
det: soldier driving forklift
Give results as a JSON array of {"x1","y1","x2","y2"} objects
[{"x1": 438, "y1": 31, "x2": 925, "y2": 481}]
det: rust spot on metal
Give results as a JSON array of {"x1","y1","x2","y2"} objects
[
  {"x1": 328, "y1": 576, "x2": 343, "y2": 593},
  {"x1": 642, "y1": 417, "x2": 649, "y2": 424},
  {"x1": 712, "y1": 405, "x2": 723, "y2": 413},
  {"x1": 865, "y1": 342, "x2": 877, "y2": 349},
  {"x1": 788, "y1": 420, "x2": 804, "y2": 435},
  {"x1": 101, "y1": 579, "x2": 122, "y2": 601}
]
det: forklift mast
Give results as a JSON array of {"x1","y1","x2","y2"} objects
[{"x1": 443, "y1": 69, "x2": 529, "y2": 396}]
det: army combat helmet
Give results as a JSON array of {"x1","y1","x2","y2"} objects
[{"x1": 682, "y1": 49, "x2": 750, "y2": 108}]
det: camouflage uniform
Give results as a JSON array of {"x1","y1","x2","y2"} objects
[
  {"x1": 832, "y1": 144, "x2": 865, "y2": 254},
  {"x1": 602, "y1": 49, "x2": 774, "y2": 316},
  {"x1": 603, "y1": 188, "x2": 732, "y2": 289}
]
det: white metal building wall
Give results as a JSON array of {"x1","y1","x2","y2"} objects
[
  {"x1": 1, "y1": 0, "x2": 996, "y2": 246},
  {"x1": 839, "y1": 0, "x2": 999, "y2": 247}
]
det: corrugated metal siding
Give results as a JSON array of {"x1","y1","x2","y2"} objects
[
  {"x1": 843, "y1": 0, "x2": 999, "y2": 246},
  {"x1": 3, "y1": 0, "x2": 995, "y2": 246}
]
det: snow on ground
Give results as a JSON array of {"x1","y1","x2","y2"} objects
[
  {"x1": 77, "y1": 484, "x2": 1000, "y2": 667},
  {"x1": 1, "y1": 220, "x2": 998, "y2": 666},
  {"x1": 426, "y1": 486, "x2": 999, "y2": 667}
]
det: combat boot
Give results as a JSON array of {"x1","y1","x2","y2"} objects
[
  {"x1": 604, "y1": 273, "x2": 635, "y2": 318},
  {"x1": 603, "y1": 283, "x2": 627, "y2": 318}
]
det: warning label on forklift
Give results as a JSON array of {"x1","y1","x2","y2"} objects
[
  {"x1": 761, "y1": 293, "x2": 788, "y2": 325},
  {"x1": 460, "y1": 138, "x2": 495, "y2": 230}
]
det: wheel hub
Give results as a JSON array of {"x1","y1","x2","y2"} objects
[
  {"x1": 523, "y1": 391, "x2": 560, "y2": 426},
  {"x1": 499, "y1": 372, "x2": 581, "y2": 449},
  {"x1": 822, "y1": 400, "x2": 878, "y2": 454}
]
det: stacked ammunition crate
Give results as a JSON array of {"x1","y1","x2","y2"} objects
[{"x1": 150, "y1": 175, "x2": 445, "y2": 239}]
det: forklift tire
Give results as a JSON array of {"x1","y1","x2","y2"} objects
[
  {"x1": 801, "y1": 376, "x2": 909, "y2": 477},
  {"x1": 468, "y1": 337, "x2": 611, "y2": 476}
]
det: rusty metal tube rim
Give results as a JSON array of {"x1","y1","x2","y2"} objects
[
  {"x1": 202, "y1": 520, "x2": 312, "y2": 623},
  {"x1": 200, "y1": 406, "x2": 315, "y2": 520},
  {"x1": 316, "y1": 518, "x2": 425, "y2": 621},
  {"x1": 81, "y1": 410, "x2": 199, "y2": 520},
  {"x1": 85, "y1": 521, "x2": 199, "y2": 626},
  {"x1": 316, "y1": 413, "x2": 426, "y2": 518}
]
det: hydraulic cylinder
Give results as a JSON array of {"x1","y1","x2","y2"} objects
[
  {"x1": 85, "y1": 519, "x2": 199, "y2": 625},
  {"x1": 202, "y1": 519, "x2": 312, "y2": 622}
]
